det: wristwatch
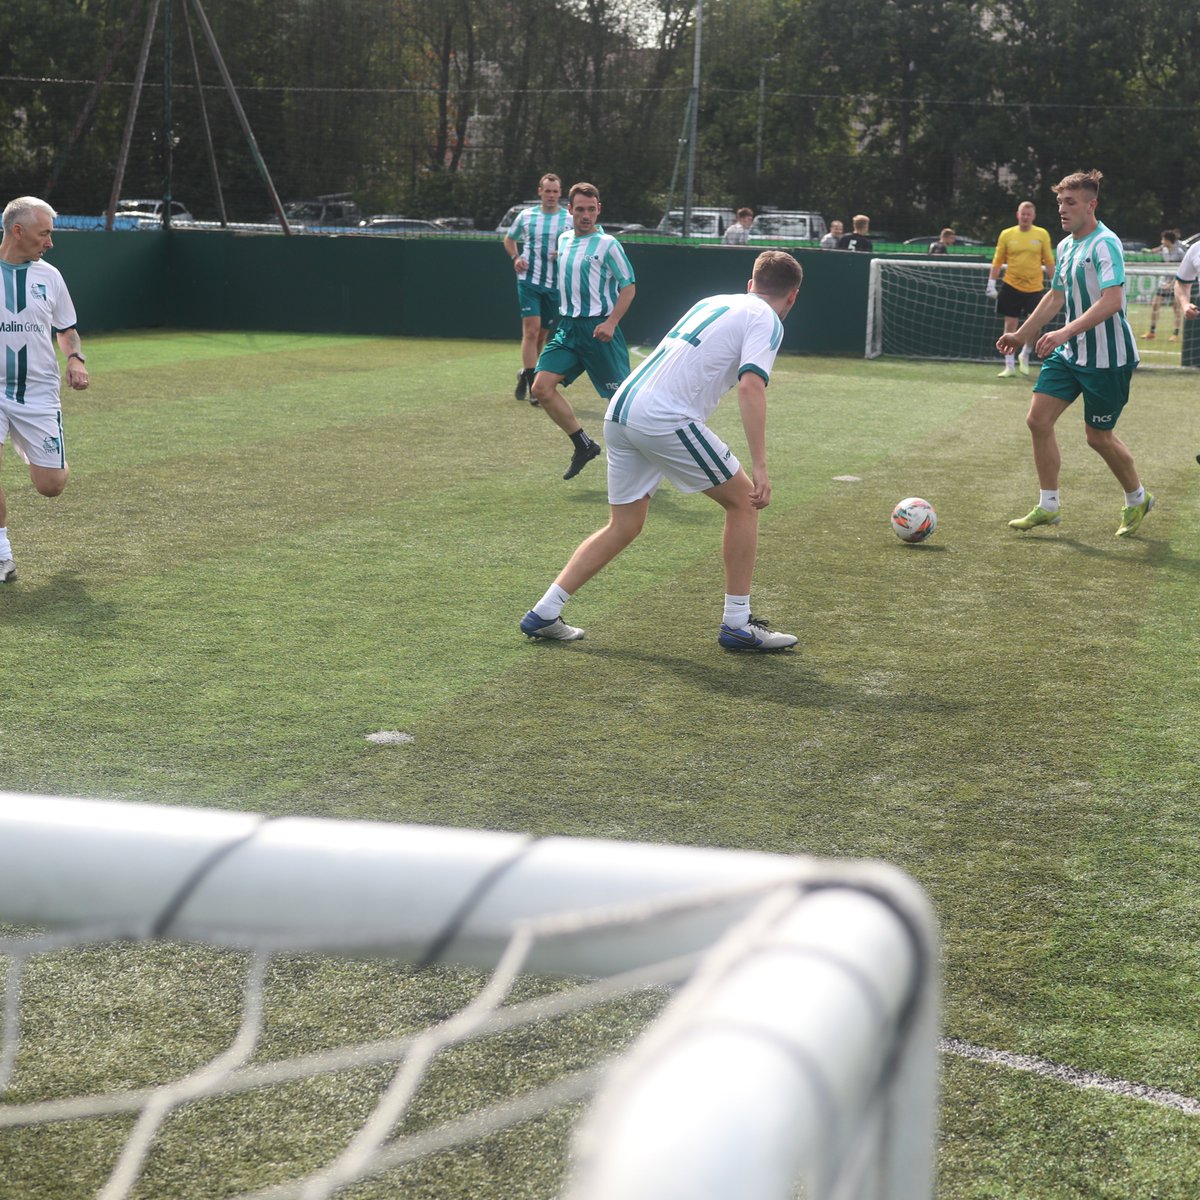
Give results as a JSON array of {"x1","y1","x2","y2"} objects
[{"x1": 68, "y1": 352, "x2": 86, "y2": 363}]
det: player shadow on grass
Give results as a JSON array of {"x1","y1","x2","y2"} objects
[
  {"x1": 1012, "y1": 532, "x2": 1176, "y2": 564},
  {"x1": 578, "y1": 644, "x2": 973, "y2": 716},
  {"x1": 0, "y1": 570, "x2": 120, "y2": 633}
]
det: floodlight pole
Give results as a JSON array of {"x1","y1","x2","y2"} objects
[{"x1": 682, "y1": 0, "x2": 702, "y2": 239}]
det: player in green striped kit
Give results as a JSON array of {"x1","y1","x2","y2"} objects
[
  {"x1": 0, "y1": 196, "x2": 89, "y2": 583},
  {"x1": 997, "y1": 170, "x2": 1153, "y2": 538},
  {"x1": 503, "y1": 174, "x2": 572, "y2": 402},
  {"x1": 531, "y1": 182, "x2": 636, "y2": 480}
]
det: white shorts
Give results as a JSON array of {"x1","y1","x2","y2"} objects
[
  {"x1": 0, "y1": 402, "x2": 67, "y2": 469},
  {"x1": 604, "y1": 419, "x2": 741, "y2": 505}
]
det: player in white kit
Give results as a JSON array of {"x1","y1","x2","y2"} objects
[
  {"x1": 0, "y1": 196, "x2": 89, "y2": 583},
  {"x1": 520, "y1": 249, "x2": 802, "y2": 651}
]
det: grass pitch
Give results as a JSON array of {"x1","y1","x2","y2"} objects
[{"x1": 2, "y1": 332, "x2": 1200, "y2": 1197}]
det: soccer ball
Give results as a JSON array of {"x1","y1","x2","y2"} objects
[{"x1": 890, "y1": 497, "x2": 937, "y2": 543}]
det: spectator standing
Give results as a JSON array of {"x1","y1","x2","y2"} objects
[
  {"x1": 929, "y1": 228, "x2": 956, "y2": 255},
  {"x1": 836, "y1": 215, "x2": 873, "y2": 252},
  {"x1": 820, "y1": 220, "x2": 843, "y2": 249},
  {"x1": 723, "y1": 208, "x2": 753, "y2": 245},
  {"x1": 1143, "y1": 230, "x2": 1185, "y2": 341}
]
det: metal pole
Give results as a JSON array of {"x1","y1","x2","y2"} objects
[
  {"x1": 187, "y1": 0, "x2": 292, "y2": 234},
  {"x1": 682, "y1": 0, "x2": 702, "y2": 239},
  {"x1": 162, "y1": 0, "x2": 173, "y2": 229},
  {"x1": 106, "y1": 0, "x2": 162, "y2": 232},
  {"x1": 755, "y1": 60, "x2": 765, "y2": 178},
  {"x1": 181, "y1": 0, "x2": 227, "y2": 226}
]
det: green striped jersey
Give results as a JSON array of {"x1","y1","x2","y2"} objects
[
  {"x1": 1052, "y1": 222, "x2": 1138, "y2": 369},
  {"x1": 506, "y1": 205, "x2": 571, "y2": 289},
  {"x1": 1, "y1": 258, "x2": 77, "y2": 410},
  {"x1": 607, "y1": 293, "x2": 784, "y2": 433},
  {"x1": 555, "y1": 229, "x2": 635, "y2": 318}
]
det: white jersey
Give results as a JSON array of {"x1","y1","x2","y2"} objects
[
  {"x1": 1176, "y1": 241, "x2": 1200, "y2": 285},
  {"x1": 506, "y1": 205, "x2": 571, "y2": 289},
  {"x1": 1, "y1": 258, "x2": 77, "y2": 411},
  {"x1": 555, "y1": 229, "x2": 635, "y2": 318},
  {"x1": 1052, "y1": 222, "x2": 1138, "y2": 369},
  {"x1": 606, "y1": 292, "x2": 784, "y2": 434}
]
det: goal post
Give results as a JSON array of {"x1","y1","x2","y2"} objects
[
  {"x1": 866, "y1": 257, "x2": 1198, "y2": 365},
  {"x1": 0, "y1": 792, "x2": 938, "y2": 1200}
]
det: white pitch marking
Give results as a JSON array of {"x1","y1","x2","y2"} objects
[
  {"x1": 832, "y1": 475, "x2": 862, "y2": 483},
  {"x1": 365, "y1": 730, "x2": 415, "y2": 746},
  {"x1": 941, "y1": 1037, "x2": 1200, "y2": 1115}
]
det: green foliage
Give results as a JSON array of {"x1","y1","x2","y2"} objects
[{"x1": 3, "y1": 0, "x2": 1200, "y2": 233}]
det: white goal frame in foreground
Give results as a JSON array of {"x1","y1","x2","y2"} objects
[
  {"x1": 0, "y1": 792, "x2": 938, "y2": 1200},
  {"x1": 866, "y1": 257, "x2": 1199, "y2": 365}
]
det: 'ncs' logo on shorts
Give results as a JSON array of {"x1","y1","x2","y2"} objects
[{"x1": 42, "y1": 435, "x2": 61, "y2": 454}]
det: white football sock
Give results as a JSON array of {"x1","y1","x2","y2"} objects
[
  {"x1": 0, "y1": 528, "x2": 11, "y2": 560},
  {"x1": 1039, "y1": 490, "x2": 1060, "y2": 512},
  {"x1": 723, "y1": 594, "x2": 751, "y2": 628},
  {"x1": 1125, "y1": 485, "x2": 1145, "y2": 507},
  {"x1": 533, "y1": 582, "x2": 571, "y2": 621},
  {"x1": 1005, "y1": 353, "x2": 1016, "y2": 368}
]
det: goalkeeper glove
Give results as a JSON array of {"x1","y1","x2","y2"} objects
[{"x1": 986, "y1": 279, "x2": 999, "y2": 298}]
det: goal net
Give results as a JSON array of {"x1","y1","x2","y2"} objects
[
  {"x1": 866, "y1": 258, "x2": 1200, "y2": 367},
  {"x1": 0, "y1": 792, "x2": 938, "y2": 1200}
]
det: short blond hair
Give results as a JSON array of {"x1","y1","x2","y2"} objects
[{"x1": 852, "y1": 214, "x2": 869, "y2": 232}]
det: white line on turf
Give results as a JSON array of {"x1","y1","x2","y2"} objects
[{"x1": 940, "y1": 1037, "x2": 1200, "y2": 1115}]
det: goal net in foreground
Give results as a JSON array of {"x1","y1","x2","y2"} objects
[
  {"x1": 867, "y1": 258, "x2": 1200, "y2": 366},
  {"x1": 0, "y1": 792, "x2": 938, "y2": 1200}
]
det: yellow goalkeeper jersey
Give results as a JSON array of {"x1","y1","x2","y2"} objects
[{"x1": 992, "y1": 225, "x2": 1055, "y2": 294}]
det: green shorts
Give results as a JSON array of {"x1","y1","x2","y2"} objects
[
  {"x1": 1034, "y1": 354, "x2": 1135, "y2": 430},
  {"x1": 536, "y1": 315, "x2": 632, "y2": 399},
  {"x1": 517, "y1": 280, "x2": 559, "y2": 329}
]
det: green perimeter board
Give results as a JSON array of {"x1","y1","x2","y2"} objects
[
  {"x1": 43, "y1": 230, "x2": 874, "y2": 353},
  {"x1": 41, "y1": 230, "x2": 1200, "y2": 362},
  {"x1": 43, "y1": 230, "x2": 167, "y2": 332}
]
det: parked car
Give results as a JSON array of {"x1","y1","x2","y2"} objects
[
  {"x1": 358, "y1": 216, "x2": 442, "y2": 233},
  {"x1": 280, "y1": 194, "x2": 363, "y2": 227},
  {"x1": 433, "y1": 216, "x2": 476, "y2": 231},
  {"x1": 748, "y1": 211, "x2": 827, "y2": 242},
  {"x1": 496, "y1": 201, "x2": 539, "y2": 232},
  {"x1": 655, "y1": 208, "x2": 738, "y2": 239},
  {"x1": 116, "y1": 198, "x2": 195, "y2": 225},
  {"x1": 902, "y1": 234, "x2": 986, "y2": 248},
  {"x1": 1120, "y1": 238, "x2": 1148, "y2": 253}
]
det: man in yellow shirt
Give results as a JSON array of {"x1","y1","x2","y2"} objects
[{"x1": 988, "y1": 201, "x2": 1056, "y2": 377}]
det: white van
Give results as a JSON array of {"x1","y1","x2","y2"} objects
[
  {"x1": 496, "y1": 202, "x2": 540, "y2": 233},
  {"x1": 748, "y1": 211, "x2": 827, "y2": 242},
  {"x1": 655, "y1": 208, "x2": 738, "y2": 239}
]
